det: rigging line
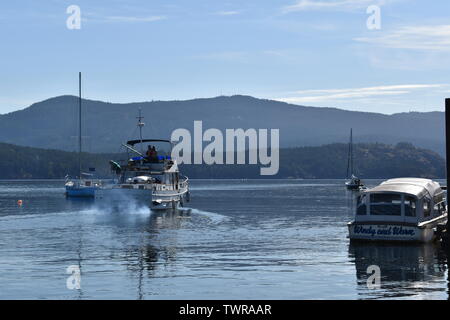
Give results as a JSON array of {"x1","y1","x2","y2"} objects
[{"x1": 137, "y1": 108, "x2": 145, "y2": 155}]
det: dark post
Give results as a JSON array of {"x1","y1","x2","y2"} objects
[
  {"x1": 445, "y1": 99, "x2": 450, "y2": 299},
  {"x1": 445, "y1": 99, "x2": 450, "y2": 240}
]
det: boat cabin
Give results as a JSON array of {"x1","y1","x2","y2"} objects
[
  {"x1": 111, "y1": 138, "x2": 186, "y2": 192},
  {"x1": 355, "y1": 178, "x2": 446, "y2": 224}
]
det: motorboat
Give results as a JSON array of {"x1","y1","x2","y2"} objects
[
  {"x1": 96, "y1": 110, "x2": 190, "y2": 210},
  {"x1": 348, "y1": 178, "x2": 447, "y2": 242}
]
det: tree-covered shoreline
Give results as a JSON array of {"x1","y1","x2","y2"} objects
[{"x1": 0, "y1": 141, "x2": 444, "y2": 180}]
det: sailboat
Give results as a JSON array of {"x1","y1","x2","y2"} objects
[
  {"x1": 345, "y1": 128, "x2": 364, "y2": 190},
  {"x1": 65, "y1": 72, "x2": 103, "y2": 197}
]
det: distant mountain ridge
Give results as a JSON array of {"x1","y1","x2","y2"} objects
[{"x1": 0, "y1": 95, "x2": 444, "y2": 154}]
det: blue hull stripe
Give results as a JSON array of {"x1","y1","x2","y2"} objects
[{"x1": 65, "y1": 186, "x2": 97, "y2": 198}]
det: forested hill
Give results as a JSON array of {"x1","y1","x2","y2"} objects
[
  {"x1": 0, "y1": 143, "x2": 115, "y2": 180},
  {"x1": 0, "y1": 142, "x2": 444, "y2": 179},
  {"x1": 0, "y1": 95, "x2": 445, "y2": 155}
]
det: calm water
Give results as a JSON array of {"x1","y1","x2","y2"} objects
[{"x1": 0, "y1": 179, "x2": 448, "y2": 300}]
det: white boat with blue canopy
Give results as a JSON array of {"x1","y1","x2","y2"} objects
[
  {"x1": 95, "y1": 111, "x2": 190, "y2": 210},
  {"x1": 348, "y1": 178, "x2": 447, "y2": 242}
]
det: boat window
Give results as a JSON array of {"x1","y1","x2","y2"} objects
[
  {"x1": 370, "y1": 194, "x2": 402, "y2": 204},
  {"x1": 434, "y1": 201, "x2": 445, "y2": 216},
  {"x1": 424, "y1": 199, "x2": 431, "y2": 217},
  {"x1": 370, "y1": 204, "x2": 401, "y2": 216},
  {"x1": 404, "y1": 196, "x2": 416, "y2": 217},
  {"x1": 369, "y1": 194, "x2": 401, "y2": 216}
]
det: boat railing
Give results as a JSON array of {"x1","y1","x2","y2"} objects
[
  {"x1": 65, "y1": 176, "x2": 104, "y2": 186},
  {"x1": 82, "y1": 179, "x2": 104, "y2": 187},
  {"x1": 117, "y1": 181, "x2": 188, "y2": 192},
  {"x1": 152, "y1": 181, "x2": 189, "y2": 192},
  {"x1": 153, "y1": 184, "x2": 173, "y2": 191},
  {"x1": 120, "y1": 184, "x2": 173, "y2": 191},
  {"x1": 179, "y1": 175, "x2": 189, "y2": 189}
]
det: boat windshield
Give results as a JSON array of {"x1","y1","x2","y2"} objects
[
  {"x1": 122, "y1": 140, "x2": 174, "y2": 164},
  {"x1": 369, "y1": 193, "x2": 402, "y2": 216},
  {"x1": 142, "y1": 142, "x2": 170, "y2": 156}
]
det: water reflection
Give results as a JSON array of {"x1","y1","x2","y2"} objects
[
  {"x1": 74, "y1": 223, "x2": 84, "y2": 300},
  {"x1": 345, "y1": 189, "x2": 357, "y2": 216},
  {"x1": 148, "y1": 208, "x2": 192, "y2": 231},
  {"x1": 123, "y1": 210, "x2": 191, "y2": 274},
  {"x1": 120, "y1": 208, "x2": 192, "y2": 299},
  {"x1": 349, "y1": 242, "x2": 448, "y2": 299}
]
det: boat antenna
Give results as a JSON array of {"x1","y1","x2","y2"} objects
[
  {"x1": 78, "y1": 72, "x2": 82, "y2": 179},
  {"x1": 137, "y1": 108, "x2": 145, "y2": 155},
  {"x1": 346, "y1": 128, "x2": 351, "y2": 178},
  {"x1": 350, "y1": 128, "x2": 353, "y2": 177}
]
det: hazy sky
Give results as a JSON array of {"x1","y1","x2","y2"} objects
[{"x1": 1, "y1": 0, "x2": 450, "y2": 114}]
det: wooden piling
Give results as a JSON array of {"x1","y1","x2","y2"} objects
[{"x1": 443, "y1": 99, "x2": 450, "y2": 245}]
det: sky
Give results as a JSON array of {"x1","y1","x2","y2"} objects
[{"x1": 1, "y1": 0, "x2": 450, "y2": 114}]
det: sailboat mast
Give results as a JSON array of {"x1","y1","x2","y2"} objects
[
  {"x1": 350, "y1": 128, "x2": 353, "y2": 176},
  {"x1": 78, "y1": 72, "x2": 82, "y2": 179},
  {"x1": 137, "y1": 108, "x2": 145, "y2": 155},
  {"x1": 346, "y1": 129, "x2": 351, "y2": 178}
]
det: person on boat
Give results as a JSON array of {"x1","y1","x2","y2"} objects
[
  {"x1": 152, "y1": 146, "x2": 158, "y2": 161},
  {"x1": 144, "y1": 146, "x2": 158, "y2": 162},
  {"x1": 146, "y1": 145, "x2": 153, "y2": 161}
]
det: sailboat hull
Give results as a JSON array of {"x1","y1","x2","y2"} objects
[
  {"x1": 65, "y1": 185, "x2": 97, "y2": 197},
  {"x1": 345, "y1": 183, "x2": 361, "y2": 190}
]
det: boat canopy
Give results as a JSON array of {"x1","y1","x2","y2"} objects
[
  {"x1": 365, "y1": 178, "x2": 442, "y2": 199},
  {"x1": 126, "y1": 139, "x2": 171, "y2": 146}
]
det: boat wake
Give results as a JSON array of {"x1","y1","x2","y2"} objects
[
  {"x1": 94, "y1": 189, "x2": 152, "y2": 216},
  {"x1": 92, "y1": 199, "x2": 151, "y2": 217},
  {"x1": 187, "y1": 208, "x2": 230, "y2": 224}
]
